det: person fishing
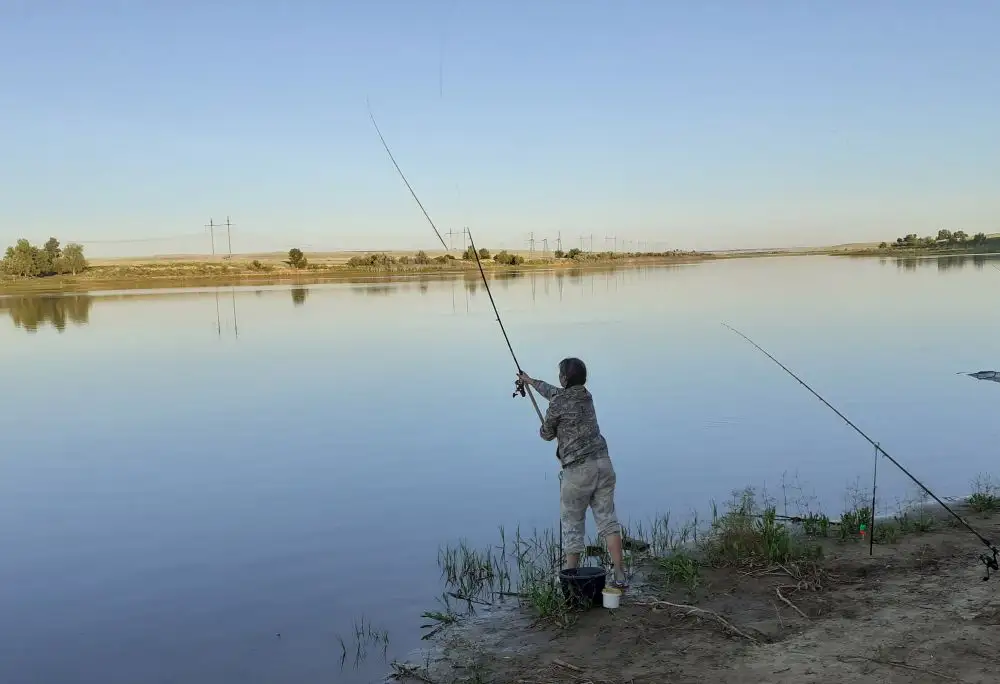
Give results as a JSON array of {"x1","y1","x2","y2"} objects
[{"x1": 517, "y1": 358, "x2": 628, "y2": 590}]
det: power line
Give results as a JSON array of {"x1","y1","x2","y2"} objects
[{"x1": 56, "y1": 232, "x2": 208, "y2": 245}]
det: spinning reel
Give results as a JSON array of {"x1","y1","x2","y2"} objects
[{"x1": 513, "y1": 377, "x2": 527, "y2": 399}]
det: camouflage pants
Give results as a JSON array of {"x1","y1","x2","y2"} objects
[{"x1": 560, "y1": 453, "x2": 620, "y2": 555}]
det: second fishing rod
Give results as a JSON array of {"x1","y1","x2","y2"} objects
[{"x1": 725, "y1": 323, "x2": 1000, "y2": 581}]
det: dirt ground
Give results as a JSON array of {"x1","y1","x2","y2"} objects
[{"x1": 399, "y1": 509, "x2": 1000, "y2": 684}]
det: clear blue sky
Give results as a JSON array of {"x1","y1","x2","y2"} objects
[{"x1": 2, "y1": 1, "x2": 998, "y2": 256}]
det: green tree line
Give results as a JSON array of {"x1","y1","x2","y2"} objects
[
  {"x1": 882, "y1": 230, "x2": 989, "y2": 249},
  {"x1": 1, "y1": 237, "x2": 88, "y2": 277}
]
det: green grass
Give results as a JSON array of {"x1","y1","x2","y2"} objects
[
  {"x1": 653, "y1": 551, "x2": 701, "y2": 592},
  {"x1": 437, "y1": 526, "x2": 571, "y2": 626},
  {"x1": 701, "y1": 488, "x2": 823, "y2": 569},
  {"x1": 968, "y1": 474, "x2": 1000, "y2": 514},
  {"x1": 335, "y1": 616, "x2": 390, "y2": 669},
  {"x1": 425, "y1": 473, "x2": 999, "y2": 642}
]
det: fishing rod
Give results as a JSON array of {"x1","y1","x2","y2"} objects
[
  {"x1": 366, "y1": 99, "x2": 449, "y2": 252},
  {"x1": 465, "y1": 228, "x2": 544, "y2": 423},
  {"x1": 723, "y1": 323, "x2": 1000, "y2": 580},
  {"x1": 366, "y1": 99, "x2": 543, "y2": 424}
]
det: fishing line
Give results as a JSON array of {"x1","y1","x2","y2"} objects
[
  {"x1": 466, "y1": 229, "x2": 544, "y2": 422},
  {"x1": 723, "y1": 323, "x2": 1000, "y2": 580},
  {"x1": 366, "y1": 99, "x2": 543, "y2": 424},
  {"x1": 366, "y1": 99, "x2": 449, "y2": 251}
]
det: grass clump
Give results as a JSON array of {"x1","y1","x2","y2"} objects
[
  {"x1": 335, "y1": 615, "x2": 390, "y2": 669},
  {"x1": 968, "y1": 474, "x2": 1000, "y2": 514},
  {"x1": 704, "y1": 488, "x2": 822, "y2": 569},
  {"x1": 437, "y1": 526, "x2": 571, "y2": 627},
  {"x1": 894, "y1": 508, "x2": 936, "y2": 534},
  {"x1": 801, "y1": 512, "x2": 831, "y2": 538},
  {"x1": 839, "y1": 506, "x2": 872, "y2": 542},
  {"x1": 653, "y1": 551, "x2": 701, "y2": 592}
]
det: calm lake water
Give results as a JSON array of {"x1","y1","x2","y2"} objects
[{"x1": 2, "y1": 254, "x2": 998, "y2": 684}]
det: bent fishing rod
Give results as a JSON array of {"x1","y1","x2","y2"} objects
[
  {"x1": 366, "y1": 100, "x2": 544, "y2": 424},
  {"x1": 723, "y1": 323, "x2": 1000, "y2": 580}
]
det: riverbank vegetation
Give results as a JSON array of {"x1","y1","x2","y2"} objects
[
  {"x1": 1, "y1": 237, "x2": 88, "y2": 278},
  {"x1": 0, "y1": 245, "x2": 714, "y2": 293},
  {"x1": 383, "y1": 473, "x2": 1000, "y2": 683},
  {"x1": 846, "y1": 230, "x2": 1000, "y2": 255}
]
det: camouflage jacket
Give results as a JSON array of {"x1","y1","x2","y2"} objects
[{"x1": 530, "y1": 379, "x2": 608, "y2": 466}]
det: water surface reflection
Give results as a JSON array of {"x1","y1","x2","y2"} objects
[
  {"x1": 0, "y1": 294, "x2": 93, "y2": 333},
  {"x1": 2, "y1": 255, "x2": 999, "y2": 684}
]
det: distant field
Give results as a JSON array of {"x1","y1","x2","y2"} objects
[
  {"x1": 87, "y1": 241, "x2": 894, "y2": 266},
  {"x1": 88, "y1": 249, "x2": 537, "y2": 267}
]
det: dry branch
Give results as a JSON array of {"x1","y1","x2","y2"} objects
[
  {"x1": 635, "y1": 600, "x2": 758, "y2": 643},
  {"x1": 836, "y1": 655, "x2": 961, "y2": 682},
  {"x1": 776, "y1": 586, "x2": 809, "y2": 619}
]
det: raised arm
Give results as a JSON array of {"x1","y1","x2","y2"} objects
[{"x1": 528, "y1": 378, "x2": 561, "y2": 401}]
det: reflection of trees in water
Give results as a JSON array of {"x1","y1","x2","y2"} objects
[
  {"x1": 890, "y1": 255, "x2": 997, "y2": 273},
  {"x1": 1, "y1": 294, "x2": 93, "y2": 333},
  {"x1": 291, "y1": 287, "x2": 308, "y2": 306},
  {"x1": 937, "y1": 256, "x2": 969, "y2": 272},
  {"x1": 351, "y1": 285, "x2": 395, "y2": 296}
]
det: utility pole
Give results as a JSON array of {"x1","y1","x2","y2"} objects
[
  {"x1": 589, "y1": 234, "x2": 594, "y2": 252},
  {"x1": 527, "y1": 232, "x2": 536, "y2": 257},
  {"x1": 205, "y1": 218, "x2": 216, "y2": 256},
  {"x1": 542, "y1": 238, "x2": 549, "y2": 256},
  {"x1": 556, "y1": 231, "x2": 562, "y2": 253},
  {"x1": 462, "y1": 227, "x2": 469, "y2": 252},
  {"x1": 444, "y1": 228, "x2": 461, "y2": 250},
  {"x1": 578, "y1": 235, "x2": 585, "y2": 250},
  {"x1": 605, "y1": 235, "x2": 616, "y2": 253},
  {"x1": 225, "y1": 216, "x2": 234, "y2": 259}
]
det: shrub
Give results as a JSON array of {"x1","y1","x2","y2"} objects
[
  {"x1": 286, "y1": 248, "x2": 308, "y2": 269},
  {"x1": 493, "y1": 250, "x2": 525, "y2": 266}
]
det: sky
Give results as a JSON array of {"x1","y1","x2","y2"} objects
[{"x1": 1, "y1": 1, "x2": 998, "y2": 256}]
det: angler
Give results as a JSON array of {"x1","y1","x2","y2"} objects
[
  {"x1": 518, "y1": 360, "x2": 628, "y2": 591},
  {"x1": 367, "y1": 104, "x2": 629, "y2": 588}
]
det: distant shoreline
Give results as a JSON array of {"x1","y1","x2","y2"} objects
[
  {"x1": 0, "y1": 249, "x2": 733, "y2": 295},
  {"x1": 1, "y1": 243, "x2": 996, "y2": 296},
  {"x1": 834, "y1": 246, "x2": 1000, "y2": 257}
]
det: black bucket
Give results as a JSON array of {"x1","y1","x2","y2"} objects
[{"x1": 559, "y1": 567, "x2": 606, "y2": 610}]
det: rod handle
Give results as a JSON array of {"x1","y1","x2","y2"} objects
[{"x1": 524, "y1": 384, "x2": 544, "y2": 424}]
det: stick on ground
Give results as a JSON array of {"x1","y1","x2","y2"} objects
[
  {"x1": 776, "y1": 586, "x2": 809, "y2": 620},
  {"x1": 835, "y1": 655, "x2": 961, "y2": 682},
  {"x1": 635, "y1": 600, "x2": 759, "y2": 643}
]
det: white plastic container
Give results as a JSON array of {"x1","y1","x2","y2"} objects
[{"x1": 602, "y1": 587, "x2": 622, "y2": 609}]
